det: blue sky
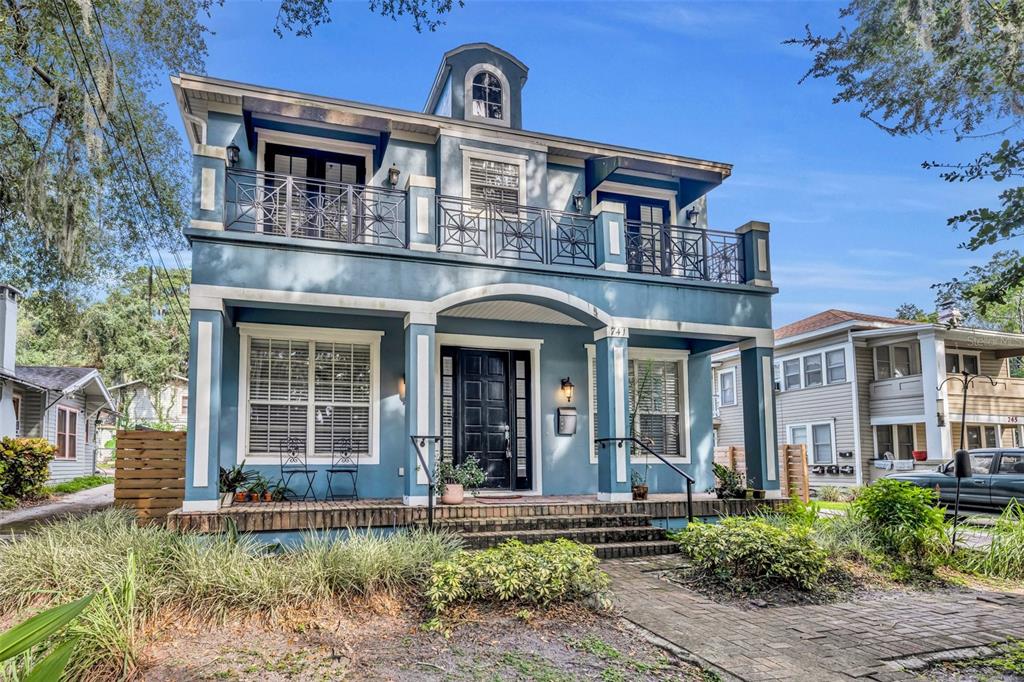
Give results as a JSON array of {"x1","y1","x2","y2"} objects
[{"x1": 160, "y1": 0, "x2": 1005, "y2": 326}]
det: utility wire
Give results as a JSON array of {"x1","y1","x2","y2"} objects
[{"x1": 53, "y1": 1, "x2": 190, "y2": 336}]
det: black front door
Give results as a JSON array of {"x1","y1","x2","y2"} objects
[{"x1": 458, "y1": 349, "x2": 512, "y2": 489}]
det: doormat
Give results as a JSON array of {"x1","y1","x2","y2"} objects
[{"x1": 474, "y1": 495, "x2": 523, "y2": 503}]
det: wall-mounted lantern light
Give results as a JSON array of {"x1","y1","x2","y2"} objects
[
  {"x1": 685, "y1": 206, "x2": 700, "y2": 226},
  {"x1": 399, "y1": 375, "x2": 407, "y2": 402},
  {"x1": 387, "y1": 164, "x2": 401, "y2": 188},
  {"x1": 560, "y1": 376, "x2": 575, "y2": 403},
  {"x1": 226, "y1": 141, "x2": 240, "y2": 168},
  {"x1": 572, "y1": 192, "x2": 585, "y2": 213}
]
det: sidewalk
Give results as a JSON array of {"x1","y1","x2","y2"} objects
[
  {"x1": 0, "y1": 484, "x2": 114, "y2": 535},
  {"x1": 606, "y1": 556, "x2": 1024, "y2": 681}
]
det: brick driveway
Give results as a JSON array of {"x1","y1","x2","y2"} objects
[{"x1": 605, "y1": 557, "x2": 1024, "y2": 681}]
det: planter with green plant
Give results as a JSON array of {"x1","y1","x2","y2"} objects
[
  {"x1": 630, "y1": 469, "x2": 648, "y2": 500},
  {"x1": 269, "y1": 480, "x2": 288, "y2": 502},
  {"x1": 219, "y1": 461, "x2": 257, "y2": 503},
  {"x1": 435, "y1": 458, "x2": 486, "y2": 504},
  {"x1": 712, "y1": 462, "x2": 746, "y2": 499},
  {"x1": 247, "y1": 474, "x2": 270, "y2": 503}
]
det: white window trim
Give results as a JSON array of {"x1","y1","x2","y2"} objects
[
  {"x1": 255, "y1": 128, "x2": 376, "y2": 183},
  {"x1": 802, "y1": 352, "x2": 824, "y2": 388},
  {"x1": 873, "y1": 343, "x2": 920, "y2": 380},
  {"x1": 55, "y1": 404, "x2": 79, "y2": 461},
  {"x1": 586, "y1": 345, "x2": 691, "y2": 465},
  {"x1": 460, "y1": 147, "x2": 528, "y2": 206},
  {"x1": 718, "y1": 366, "x2": 737, "y2": 407},
  {"x1": 464, "y1": 64, "x2": 511, "y2": 128},
  {"x1": 235, "y1": 322, "x2": 383, "y2": 465},
  {"x1": 591, "y1": 180, "x2": 679, "y2": 225},
  {"x1": 788, "y1": 420, "x2": 837, "y2": 466},
  {"x1": 946, "y1": 350, "x2": 982, "y2": 375},
  {"x1": 872, "y1": 423, "x2": 920, "y2": 459},
  {"x1": 775, "y1": 342, "x2": 849, "y2": 392}
]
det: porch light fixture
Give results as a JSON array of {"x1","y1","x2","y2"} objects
[
  {"x1": 560, "y1": 376, "x2": 575, "y2": 403},
  {"x1": 399, "y1": 375, "x2": 407, "y2": 403},
  {"x1": 225, "y1": 141, "x2": 240, "y2": 168},
  {"x1": 685, "y1": 206, "x2": 700, "y2": 226},
  {"x1": 571, "y1": 192, "x2": 585, "y2": 213},
  {"x1": 387, "y1": 164, "x2": 401, "y2": 188}
]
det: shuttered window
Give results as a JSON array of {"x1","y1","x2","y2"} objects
[
  {"x1": 246, "y1": 335, "x2": 375, "y2": 459},
  {"x1": 591, "y1": 354, "x2": 685, "y2": 459},
  {"x1": 469, "y1": 158, "x2": 520, "y2": 205}
]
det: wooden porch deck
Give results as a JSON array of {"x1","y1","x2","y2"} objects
[{"x1": 166, "y1": 493, "x2": 785, "y2": 533}]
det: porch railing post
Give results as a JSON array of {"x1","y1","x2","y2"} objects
[{"x1": 284, "y1": 176, "x2": 294, "y2": 237}]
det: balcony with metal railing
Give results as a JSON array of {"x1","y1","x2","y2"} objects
[
  {"x1": 224, "y1": 168, "x2": 407, "y2": 248},
  {"x1": 216, "y1": 168, "x2": 766, "y2": 288}
]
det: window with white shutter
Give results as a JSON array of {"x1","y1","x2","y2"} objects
[
  {"x1": 468, "y1": 158, "x2": 520, "y2": 205},
  {"x1": 589, "y1": 351, "x2": 687, "y2": 461},
  {"x1": 242, "y1": 328, "x2": 379, "y2": 461}
]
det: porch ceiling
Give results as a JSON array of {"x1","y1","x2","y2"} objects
[{"x1": 442, "y1": 301, "x2": 585, "y2": 326}]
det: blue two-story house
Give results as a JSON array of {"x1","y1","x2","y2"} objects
[{"x1": 174, "y1": 43, "x2": 779, "y2": 513}]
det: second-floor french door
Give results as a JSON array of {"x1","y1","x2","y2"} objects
[
  {"x1": 596, "y1": 192, "x2": 674, "y2": 275},
  {"x1": 263, "y1": 143, "x2": 366, "y2": 239}
]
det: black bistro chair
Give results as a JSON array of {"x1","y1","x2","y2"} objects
[
  {"x1": 279, "y1": 436, "x2": 317, "y2": 501},
  {"x1": 326, "y1": 439, "x2": 359, "y2": 501}
]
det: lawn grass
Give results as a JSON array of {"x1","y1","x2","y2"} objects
[
  {"x1": 44, "y1": 474, "x2": 113, "y2": 495},
  {"x1": 815, "y1": 501, "x2": 851, "y2": 511}
]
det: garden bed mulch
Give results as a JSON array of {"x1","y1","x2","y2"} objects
[{"x1": 141, "y1": 602, "x2": 711, "y2": 681}]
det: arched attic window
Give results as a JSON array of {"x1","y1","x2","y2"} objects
[{"x1": 471, "y1": 71, "x2": 503, "y2": 120}]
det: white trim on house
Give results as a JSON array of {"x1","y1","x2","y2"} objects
[
  {"x1": 54, "y1": 404, "x2": 80, "y2": 461},
  {"x1": 787, "y1": 420, "x2": 837, "y2": 466},
  {"x1": 585, "y1": 345, "x2": 691, "y2": 465},
  {"x1": 945, "y1": 349, "x2": 982, "y2": 374},
  {"x1": 870, "y1": 414, "x2": 927, "y2": 426},
  {"x1": 434, "y1": 333, "x2": 545, "y2": 496},
  {"x1": 717, "y1": 366, "x2": 737, "y2": 407},
  {"x1": 773, "y1": 341, "x2": 849, "y2": 392},
  {"x1": 235, "y1": 322, "x2": 383, "y2": 465},
  {"x1": 193, "y1": 320, "x2": 213, "y2": 486},
  {"x1": 254, "y1": 127, "x2": 375, "y2": 184},
  {"x1": 463, "y1": 64, "x2": 512, "y2": 128},
  {"x1": 591, "y1": 180, "x2": 678, "y2": 224},
  {"x1": 460, "y1": 146, "x2": 528, "y2": 206},
  {"x1": 182, "y1": 500, "x2": 220, "y2": 512}
]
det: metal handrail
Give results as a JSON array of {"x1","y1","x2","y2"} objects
[
  {"x1": 623, "y1": 219, "x2": 744, "y2": 284},
  {"x1": 595, "y1": 436, "x2": 694, "y2": 522},
  {"x1": 410, "y1": 435, "x2": 443, "y2": 529}
]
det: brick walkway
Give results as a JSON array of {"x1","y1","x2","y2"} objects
[{"x1": 605, "y1": 557, "x2": 1024, "y2": 681}]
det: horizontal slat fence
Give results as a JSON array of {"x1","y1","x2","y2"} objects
[
  {"x1": 714, "y1": 444, "x2": 810, "y2": 503},
  {"x1": 114, "y1": 430, "x2": 186, "y2": 523}
]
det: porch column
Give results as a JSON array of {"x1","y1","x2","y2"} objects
[
  {"x1": 737, "y1": 220, "x2": 771, "y2": 287},
  {"x1": 192, "y1": 145, "x2": 227, "y2": 230},
  {"x1": 739, "y1": 340, "x2": 780, "y2": 492},
  {"x1": 594, "y1": 327, "x2": 632, "y2": 501},
  {"x1": 593, "y1": 201, "x2": 627, "y2": 272},
  {"x1": 920, "y1": 331, "x2": 952, "y2": 460},
  {"x1": 404, "y1": 315, "x2": 437, "y2": 505},
  {"x1": 183, "y1": 308, "x2": 225, "y2": 512},
  {"x1": 405, "y1": 175, "x2": 437, "y2": 253}
]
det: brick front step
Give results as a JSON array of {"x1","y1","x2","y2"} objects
[
  {"x1": 460, "y1": 525, "x2": 670, "y2": 549},
  {"x1": 422, "y1": 513, "x2": 654, "y2": 533},
  {"x1": 594, "y1": 540, "x2": 679, "y2": 559}
]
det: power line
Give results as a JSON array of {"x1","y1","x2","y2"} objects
[{"x1": 53, "y1": 1, "x2": 190, "y2": 336}]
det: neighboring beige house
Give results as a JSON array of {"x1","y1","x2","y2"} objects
[
  {"x1": 713, "y1": 309, "x2": 1024, "y2": 490},
  {"x1": 95, "y1": 377, "x2": 188, "y2": 462}
]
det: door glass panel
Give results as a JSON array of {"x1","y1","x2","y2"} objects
[
  {"x1": 875, "y1": 347, "x2": 892, "y2": 379},
  {"x1": 877, "y1": 425, "x2": 894, "y2": 457},
  {"x1": 984, "y1": 426, "x2": 997, "y2": 448},
  {"x1": 963, "y1": 354, "x2": 980, "y2": 375},
  {"x1": 639, "y1": 204, "x2": 664, "y2": 224},
  {"x1": 893, "y1": 347, "x2": 912, "y2": 376},
  {"x1": 896, "y1": 424, "x2": 914, "y2": 459}
]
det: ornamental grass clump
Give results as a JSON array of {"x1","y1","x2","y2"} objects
[
  {"x1": 425, "y1": 539, "x2": 610, "y2": 612},
  {"x1": 957, "y1": 500, "x2": 1024, "y2": 580},
  {"x1": 852, "y1": 479, "x2": 947, "y2": 568},
  {"x1": 675, "y1": 517, "x2": 828, "y2": 592}
]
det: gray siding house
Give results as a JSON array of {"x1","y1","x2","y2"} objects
[
  {"x1": 713, "y1": 309, "x2": 1024, "y2": 491},
  {"x1": 0, "y1": 285, "x2": 114, "y2": 483}
]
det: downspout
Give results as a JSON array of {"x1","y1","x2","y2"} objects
[{"x1": 848, "y1": 331, "x2": 865, "y2": 487}]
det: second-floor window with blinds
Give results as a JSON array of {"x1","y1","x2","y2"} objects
[
  {"x1": 247, "y1": 337, "x2": 372, "y2": 458},
  {"x1": 469, "y1": 158, "x2": 520, "y2": 205}
]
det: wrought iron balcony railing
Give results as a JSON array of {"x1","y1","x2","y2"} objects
[
  {"x1": 435, "y1": 195, "x2": 597, "y2": 268},
  {"x1": 225, "y1": 168, "x2": 407, "y2": 248},
  {"x1": 624, "y1": 220, "x2": 744, "y2": 284}
]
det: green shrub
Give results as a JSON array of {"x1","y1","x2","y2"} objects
[
  {"x1": 711, "y1": 462, "x2": 746, "y2": 498},
  {"x1": 853, "y1": 480, "x2": 946, "y2": 565},
  {"x1": 426, "y1": 539, "x2": 610, "y2": 612},
  {"x1": 817, "y1": 485, "x2": 843, "y2": 503},
  {"x1": 957, "y1": 500, "x2": 1024, "y2": 579},
  {"x1": 810, "y1": 510, "x2": 881, "y2": 563},
  {"x1": 0, "y1": 437, "x2": 56, "y2": 503},
  {"x1": 675, "y1": 517, "x2": 827, "y2": 592}
]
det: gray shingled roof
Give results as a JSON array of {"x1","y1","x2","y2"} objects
[{"x1": 14, "y1": 366, "x2": 97, "y2": 391}]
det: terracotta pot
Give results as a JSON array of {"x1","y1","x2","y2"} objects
[
  {"x1": 248, "y1": 492, "x2": 260, "y2": 502},
  {"x1": 262, "y1": 492, "x2": 273, "y2": 502},
  {"x1": 234, "y1": 491, "x2": 248, "y2": 503},
  {"x1": 631, "y1": 484, "x2": 648, "y2": 501},
  {"x1": 441, "y1": 483, "x2": 464, "y2": 505}
]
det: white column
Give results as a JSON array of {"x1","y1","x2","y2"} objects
[{"x1": 920, "y1": 331, "x2": 952, "y2": 460}]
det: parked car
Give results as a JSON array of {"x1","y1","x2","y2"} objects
[{"x1": 887, "y1": 448, "x2": 1024, "y2": 510}]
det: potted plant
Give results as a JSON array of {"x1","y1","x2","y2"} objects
[
  {"x1": 435, "y1": 458, "x2": 486, "y2": 505},
  {"x1": 247, "y1": 475, "x2": 269, "y2": 503},
  {"x1": 630, "y1": 469, "x2": 649, "y2": 500},
  {"x1": 712, "y1": 462, "x2": 746, "y2": 499},
  {"x1": 219, "y1": 461, "x2": 256, "y2": 503},
  {"x1": 269, "y1": 480, "x2": 288, "y2": 502}
]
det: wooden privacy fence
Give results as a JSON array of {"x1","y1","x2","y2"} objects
[
  {"x1": 114, "y1": 430, "x2": 186, "y2": 523},
  {"x1": 714, "y1": 444, "x2": 810, "y2": 503}
]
